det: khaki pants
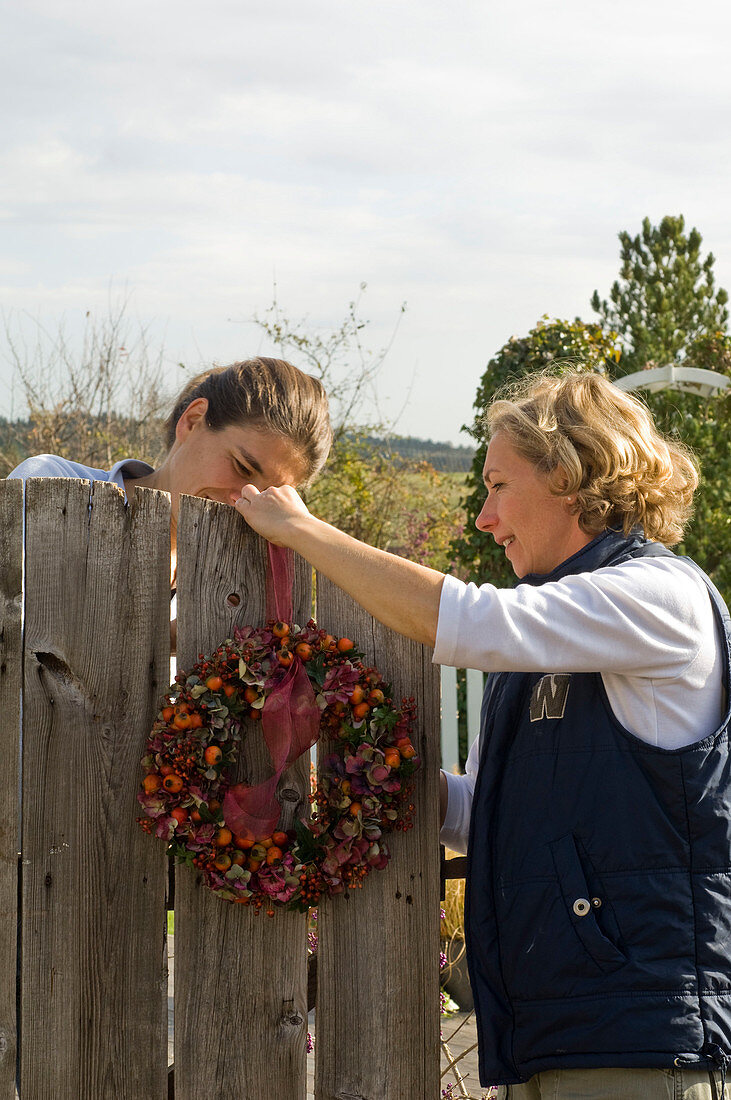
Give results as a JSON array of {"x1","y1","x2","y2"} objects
[{"x1": 494, "y1": 1067, "x2": 728, "y2": 1099}]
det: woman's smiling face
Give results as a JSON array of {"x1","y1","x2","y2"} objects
[{"x1": 474, "y1": 432, "x2": 592, "y2": 578}]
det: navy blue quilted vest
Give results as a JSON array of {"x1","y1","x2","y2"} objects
[{"x1": 465, "y1": 529, "x2": 731, "y2": 1086}]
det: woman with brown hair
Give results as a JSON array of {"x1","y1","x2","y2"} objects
[
  {"x1": 9, "y1": 355, "x2": 333, "y2": 590},
  {"x1": 234, "y1": 369, "x2": 731, "y2": 1100}
]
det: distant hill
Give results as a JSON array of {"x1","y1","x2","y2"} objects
[
  {"x1": 360, "y1": 435, "x2": 475, "y2": 472},
  {"x1": 0, "y1": 416, "x2": 477, "y2": 475}
]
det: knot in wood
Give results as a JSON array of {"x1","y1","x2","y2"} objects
[
  {"x1": 280, "y1": 999, "x2": 304, "y2": 1027},
  {"x1": 280, "y1": 787, "x2": 300, "y2": 803}
]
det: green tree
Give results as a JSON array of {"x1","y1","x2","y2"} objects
[
  {"x1": 450, "y1": 317, "x2": 621, "y2": 585},
  {"x1": 591, "y1": 215, "x2": 729, "y2": 377}
]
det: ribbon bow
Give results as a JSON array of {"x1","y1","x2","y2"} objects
[{"x1": 222, "y1": 544, "x2": 320, "y2": 838}]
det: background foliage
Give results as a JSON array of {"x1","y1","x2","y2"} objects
[
  {"x1": 0, "y1": 291, "x2": 468, "y2": 574},
  {"x1": 451, "y1": 216, "x2": 731, "y2": 601}
]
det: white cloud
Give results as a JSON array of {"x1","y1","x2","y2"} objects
[{"x1": 1, "y1": 0, "x2": 731, "y2": 442}]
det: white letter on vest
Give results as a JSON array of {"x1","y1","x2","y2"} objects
[{"x1": 529, "y1": 674, "x2": 571, "y2": 722}]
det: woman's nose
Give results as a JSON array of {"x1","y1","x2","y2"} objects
[{"x1": 475, "y1": 496, "x2": 495, "y2": 532}]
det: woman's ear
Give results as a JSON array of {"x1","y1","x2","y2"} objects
[{"x1": 175, "y1": 397, "x2": 209, "y2": 441}]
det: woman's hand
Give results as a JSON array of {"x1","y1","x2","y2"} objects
[
  {"x1": 234, "y1": 484, "x2": 311, "y2": 546},
  {"x1": 235, "y1": 482, "x2": 443, "y2": 649}
]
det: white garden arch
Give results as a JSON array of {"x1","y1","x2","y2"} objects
[{"x1": 613, "y1": 364, "x2": 730, "y2": 398}]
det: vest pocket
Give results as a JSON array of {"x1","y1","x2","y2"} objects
[{"x1": 549, "y1": 833, "x2": 627, "y2": 974}]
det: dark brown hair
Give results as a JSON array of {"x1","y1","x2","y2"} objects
[{"x1": 165, "y1": 357, "x2": 332, "y2": 485}]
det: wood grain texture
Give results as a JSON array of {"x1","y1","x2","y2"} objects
[
  {"x1": 314, "y1": 576, "x2": 442, "y2": 1100},
  {"x1": 174, "y1": 495, "x2": 310, "y2": 1100},
  {"x1": 0, "y1": 480, "x2": 22, "y2": 1098},
  {"x1": 20, "y1": 480, "x2": 171, "y2": 1099}
]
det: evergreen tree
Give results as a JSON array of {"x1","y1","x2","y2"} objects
[{"x1": 591, "y1": 215, "x2": 729, "y2": 377}]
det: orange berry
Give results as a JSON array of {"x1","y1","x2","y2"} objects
[
  {"x1": 191, "y1": 809, "x2": 203, "y2": 823},
  {"x1": 266, "y1": 846, "x2": 283, "y2": 865},
  {"x1": 352, "y1": 702, "x2": 370, "y2": 721},
  {"x1": 204, "y1": 745, "x2": 223, "y2": 766},
  {"x1": 384, "y1": 749, "x2": 401, "y2": 769},
  {"x1": 400, "y1": 744, "x2": 417, "y2": 760},
  {"x1": 205, "y1": 675, "x2": 223, "y2": 691},
  {"x1": 349, "y1": 684, "x2": 366, "y2": 705},
  {"x1": 295, "y1": 642, "x2": 313, "y2": 660},
  {"x1": 337, "y1": 637, "x2": 354, "y2": 652},
  {"x1": 171, "y1": 807, "x2": 188, "y2": 825},
  {"x1": 160, "y1": 764, "x2": 175, "y2": 776},
  {"x1": 213, "y1": 852, "x2": 232, "y2": 871},
  {"x1": 349, "y1": 802, "x2": 362, "y2": 817},
  {"x1": 142, "y1": 773, "x2": 162, "y2": 794},
  {"x1": 272, "y1": 621, "x2": 290, "y2": 639},
  {"x1": 248, "y1": 708, "x2": 262, "y2": 721},
  {"x1": 272, "y1": 830, "x2": 289, "y2": 847},
  {"x1": 173, "y1": 713, "x2": 192, "y2": 730},
  {"x1": 161, "y1": 706, "x2": 175, "y2": 722},
  {"x1": 322, "y1": 634, "x2": 336, "y2": 650},
  {"x1": 162, "y1": 773, "x2": 183, "y2": 793},
  {"x1": 250, "y1": 843, "x2": 267, "y2": 862},
  {"x1": 277, "y1": 648, "x2": 294, "y2": 668},
  {"x1": 215, "y1": 827, "x2": 233, "y2": 848},
  {"x1": 231, "y1": 850, "x2": 246, "y2": 866},
  {"x1": 247, "y1": 858, "x2": 262, "y2": 872},
  {"x1": 368, "y1": 688, "x2": 385, "y2": 706},
  {"x1": 190, "y1": 712, "x2": 204, "y2": 728},
  {"x1": 223, "y1": 683, "x2": 236, "y2": 697},
  {"x1": 234, "y1": 832, "x2": 255, "y2": 850},
  {"x1": 244, "y1": 686, "x2": 259, "y2": 703},
  {"x1": 208, "y1": 799, "x2": 221, "y2": 813}
]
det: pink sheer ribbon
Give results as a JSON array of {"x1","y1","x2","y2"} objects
[{"x1": 223, "y1": 544, "x2": 320, "y2": 838}]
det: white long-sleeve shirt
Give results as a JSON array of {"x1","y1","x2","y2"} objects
[{"x1": 435, "y1": 556, "x2": 725, "y2": 853}]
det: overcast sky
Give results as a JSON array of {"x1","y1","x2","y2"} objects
[{"x1": 2, "y1": 0, "x2": 731, "y2": 444}]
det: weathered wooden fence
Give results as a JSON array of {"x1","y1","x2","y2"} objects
[{"x1": 0, "y1": 478, "x2": 441, "y2": 1099}]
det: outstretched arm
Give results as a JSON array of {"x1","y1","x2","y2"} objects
[{"x1": 235, "y1": 484, "x2": 445, "y2": 648}]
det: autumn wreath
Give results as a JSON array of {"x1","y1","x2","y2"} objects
[{"x1": 137, "y1": 620, "x2": 420, "y2": 914}]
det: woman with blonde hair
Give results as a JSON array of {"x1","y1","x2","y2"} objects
[{"x1": 235, "y1": 369, "x2": 731, "y2": 1100}]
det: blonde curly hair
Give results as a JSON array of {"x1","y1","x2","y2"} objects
[{"x1": 484, "y1": 370, "x2": 699, "y2": 546}]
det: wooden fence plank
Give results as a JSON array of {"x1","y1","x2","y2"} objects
[
  {"x1": 315, "y1": 576, "x2": 441, "y2": 1100},
  {"x1": 174, "y1": 496, "x2": 310, "y2": 1100},
  {"x1": 20, "y1": 480, "x2": 171, "y2": 1099},
  {"x1": 0, "y1": 480, "x2": 22, "y2": 1097}
]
